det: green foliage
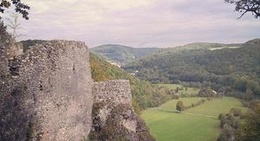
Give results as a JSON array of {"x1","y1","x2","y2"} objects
[
  {"x1": 235, "y1": 102, "x2": 260, "y2": 141},
  {"x1": 123, "y1": 40, "x2": 260, "y2": 97},
  {"x1": 131, "y1": 99, "x2": 141, "y2": 115},
  {"x1": 176, "y1": 100, "x2": 185, "y2": 111},
  {"x1": 89, "y1": 53, "x2": 114, "y2": 82},
  {"x1": 217, "y1": 106, "x2": 253, "y2": 141},
  {"x1": 89, "y1": 53, "x2": 173, "y2": 111},
  {"x1": 230, "y1": 108, "x2": 242, "y2": 117}
]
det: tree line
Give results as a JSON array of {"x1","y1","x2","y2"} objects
[{"x1": 217, "y1": 101, "x2": 260, "y2": 141}]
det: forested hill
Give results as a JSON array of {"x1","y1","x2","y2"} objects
[
  {"x1": 123, "y1": 39, "x2": 260, "y2": 96},
  {"x1": 90, "y1": 44, "x2": 160, "y2": 66}
]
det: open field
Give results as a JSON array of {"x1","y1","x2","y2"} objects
[
  {"x1": 141, "y1": 97, "x2": 247, "y2": 141},
  {"x1": 156, "y1": 84, "x2": 199, "y2": 96}
]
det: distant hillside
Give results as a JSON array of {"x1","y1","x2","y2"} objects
[
  {"x1": 123, "y1": 39, "x2": 260, "y2": 97},
  {"x1": 90, "y1": 44, "x2": 160, "y2": 66}
]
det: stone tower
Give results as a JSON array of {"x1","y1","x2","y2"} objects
[{"x1": 0, "y1": 41, "x2": 93, "y2": 141}]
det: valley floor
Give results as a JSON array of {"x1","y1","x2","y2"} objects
[{"x1": 141, "y1": 97, "x2": 247, "y2": 141}]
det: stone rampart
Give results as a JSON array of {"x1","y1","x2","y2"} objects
[
  {"x1": 93, "y1": 80, "x2": 132, "y2": 106},
  {"x1": 0, "y1": 40, "x2": 93, "y2": 141},
  {"x1": 0, "y1": 40, "x2": 153, "y2": 141}
]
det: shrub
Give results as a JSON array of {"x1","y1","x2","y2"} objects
[
  {"x1": 230, "y1": 108, "x2": 242, "y2": 117},
  {"x1": 218, "y1": 113, "x2": 225, "y2": 120},
  {"x1": 176, "y1": 100, "x2": 185, "y2": 112}
]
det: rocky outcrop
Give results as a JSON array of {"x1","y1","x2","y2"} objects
[
  {"x1": 0, "y1": 40, "x2": 154, "y2": 141},
  {"x1": 0, "y1": 41, "x2": 93, "y2": 141},
  {"x1": 89, "y1": 80, "x2": 155, "y2": 141}
]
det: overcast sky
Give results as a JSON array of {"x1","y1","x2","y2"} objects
[{"x1": 11, "y1": 0, "x2": 260, "y2": 48}]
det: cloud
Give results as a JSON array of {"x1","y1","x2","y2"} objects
[{"x1": 19, "y1": 0, "x2": 260, "y2": 47}]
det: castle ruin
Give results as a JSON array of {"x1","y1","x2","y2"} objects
[{"x1": 0, "y1": 40, "x2": 154, "y2": 141}]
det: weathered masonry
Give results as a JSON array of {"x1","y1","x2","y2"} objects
[{"x1": 0, "y1": 40, "x2": 154, "y2": 141}]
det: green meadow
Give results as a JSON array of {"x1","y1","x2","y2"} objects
[{"x1": 141, "y1": 97, "x2": 247, "y2": 141}]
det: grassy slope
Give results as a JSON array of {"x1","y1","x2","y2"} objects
[{"x1": 141, "y1": 97, "x2": 247, "y2": 141}]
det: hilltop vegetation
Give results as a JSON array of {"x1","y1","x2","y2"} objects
[
  {"x1": 90, "y1": 44, "x2": 160, "y2": 66},
  {"x1": 123, "y1": 39, "x2": 260, "y2": 97}
]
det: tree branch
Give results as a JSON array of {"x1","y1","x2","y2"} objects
[{"x1": 225, "y1": 0, "x2": 260, "y2": 19}]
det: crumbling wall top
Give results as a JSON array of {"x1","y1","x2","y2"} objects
[{"x1": 93, "y1": 80, "x2": 132, "y2": 106}]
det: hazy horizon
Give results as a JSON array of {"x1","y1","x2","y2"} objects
[{"x1": 5, "y1": 0, "x2": 260, "y2": 48}]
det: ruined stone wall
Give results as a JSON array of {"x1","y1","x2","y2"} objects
[
  {"x1": 0, "y1": 40, "x2": 93, "y2": 141},
  {"x1": 93, "y1": 80, "x2": 132, "y2": 106},
  {"x1": 90, "y1": 80, "x2": 155, "y2": 141},
  {"x1": 0, "y1": 40, "x2": 154, "y2": 141}
]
